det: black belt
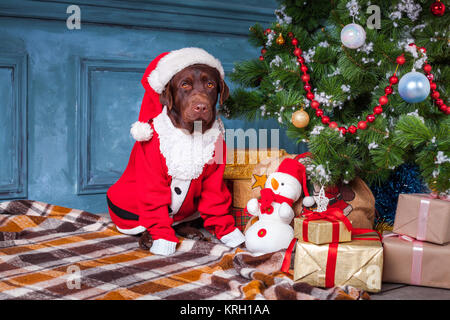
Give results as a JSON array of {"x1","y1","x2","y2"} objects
[{"x1": 106, "y1": 195, "x2": 139, "y2": 221}]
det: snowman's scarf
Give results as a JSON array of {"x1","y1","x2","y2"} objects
[{"x1": 259, "y1": 188, "x2": 294, "y2": 214}]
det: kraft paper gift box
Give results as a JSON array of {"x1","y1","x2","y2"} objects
[
  {"x1": 382, "y1": 232, "x2": 450, "y2": 289},
  {"x1": 293, "y1": 232, "x2": 383, "y2": 293},
  {"x1": 393, "y1": 193, "x2": 450, "y2": 244},
  {"x1": 231, "y1": 179, "x2": 253, "y2": 209},
  {"x1": 294, "y1": 216, "x2": 352, "y2": 245}
]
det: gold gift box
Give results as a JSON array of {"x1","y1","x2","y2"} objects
[
  {"x1": 294, "y1": 217, "x2": 352, "y2": 245},
  {"x1": 223, "y1": 148, "x2": 288, "y2": 180},
  {"x1": 293, "y1": 233, "x2": 383, "y2": 293}
]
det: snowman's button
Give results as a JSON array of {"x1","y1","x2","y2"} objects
[
  {"x1": 257, "y1": 228, "x2": 267, "y2": 238},
  {"x1": 174, "y1": 187, "x2": 182, "y2": 195},
  {"x1": 264, "y1": 205, "x2": 273, "y2": 214}
]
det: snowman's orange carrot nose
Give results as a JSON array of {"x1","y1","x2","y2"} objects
[{"x1": 271, "y1": 178, "x2": 279, "y2": 190}]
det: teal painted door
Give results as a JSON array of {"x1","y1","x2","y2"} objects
[{"x1": 0, "y1": 0, "x2": 303, "y2": 213}]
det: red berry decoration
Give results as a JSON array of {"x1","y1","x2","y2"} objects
[
  {"x1": 357, "y1": 121, "x2": 368, "y2": 130},
  {"x1": 304, "y1": 84, "x2": 311, "y2": 91},
  {"x1": 261, "y1": 48, "x2": 267, "y2": 55},
  {"x1": 348, "y1": 125, "x2": 357, "y2": 134},
  {"x1": 311, "y1": 100, "x2": 320, "y2": 109},
  {"x1": 431, "y1": 91, "x2": 440, "y2": 99},
  {"x1": 288, "y1": 32, "x2": 294, "y2": 38},
  {"x1": 306, "y1": 92, "x2": 315, "y2": 100},
  {"x1": 321, "y1": 116, "x2": 330, "y2": 124},
  {"x1": 419, "y1": 47, "x2": 427, "y2": 54},
  {"x1": 423, "y1": 64, "x2": 432, "y2": 73},
  {"x1": 379, "y1": 96, "x2": 388, "y2": 105},
  {"x1": 265, "y1": 28, "x2": 272, "y2": 35},
  {"x1": 396, "y1": 55, "x2": 406, "y2": 65},
  {"x1": 366, "y1": 114, "x2": 376, "y2": 122},
  {"x1": 385, "y1": 86, "x2": 393, "y2": 95},
  {"x1": 374, "y1": 106, "x2": 383, "y2": 115},
  {"x1": 259, "y1": 55, "x2": 264, "y2": 61},
  {"x1": 339, "y1": 127, "x2": 347, "y2": 135},
  {"x1": 315, "y1": 109, "x2": 324, "y2": 117},
  {"x1": 431, "y1": 1, "x2": 446, "y2": 16},
  {"x1": 389, "y1": 75, "x2": 399, "y2": 85},
  {"x1": 439, "y1": 104, "x2": 447, "y2": 112},
  {"x1": 291, "y1": 38, "x2": 299, "y2": 46},
  {"x1": 445, "y1": 107, "x2": 450, "y2": 115},
  {"x1": 297, "y1": 57, "x2": 305, "y2": 64},
  {"x1": 329, "y1": 122, "x2": 338, "y2": 129},
  {"x1": 301, "y1": 65, "x2": 308, "y2": 73},
  {"x1": 301, "y1": 74, "x2": 310, "y2": 83},
  {"x1": 430, "y1": 82, "x2": 437, "y2": 90},
  {"x1": 436, "y1": 98, "x2": 444, "y2": 106},
  {"x1": 427, "y1": 74, "x2": 434, "y2": 81},
  {"x1": 294, "y1": 48, "x2": 302, "y2": 57}
]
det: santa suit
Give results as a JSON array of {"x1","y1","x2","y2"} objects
[{"x1": 106, "y1": 48, "x2": 244, "y2": 255}]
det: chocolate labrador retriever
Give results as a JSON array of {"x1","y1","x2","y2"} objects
[{"x1": 139, "y1": 64, "x2": 229, "y2": 250}]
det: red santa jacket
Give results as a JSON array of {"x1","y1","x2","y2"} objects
[{"x1": 106, "y1": 107, "x2": 237, "y2": 244}]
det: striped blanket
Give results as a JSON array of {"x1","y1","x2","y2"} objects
[{"x1": 0, "y1": 200, "x2": 369, "y2": 300}]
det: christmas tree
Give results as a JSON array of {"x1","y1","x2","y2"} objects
[{"x1": 222, "y1": 0, "x2": 449, "y2": 194}]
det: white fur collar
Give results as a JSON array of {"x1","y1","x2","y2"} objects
[{"x1": 152, "y1": 106, "x2": 224, "y2": 180}]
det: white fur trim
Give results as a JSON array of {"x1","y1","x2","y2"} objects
[
  {"x1": 148, "y1": 47, "x2": 225, "y2": 94},
  {"x1": 115, "y1": 225, "x2": 146, "y2": 235},
  {"x1": 130, "y1": 121, "x2": 153, "y2": 141},
  {"x1": 302, "y1": 196, "x2": 315, "y2": 207},
  {"x1": 220, "y1": 228, "x2": 245, "y2": 248},
  {"x1": 150, "y1": 239, "x2": 177, "y2": 256},
  {"x1": 153, "y1": 106, "x2": 224, "y2": 180}
]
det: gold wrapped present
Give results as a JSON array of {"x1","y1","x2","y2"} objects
[
  {"x1": 223, "y1": 148, "x2": 288, "y2": 180},
  {"x1": 294, "y1": 215, "x2": 352, "y2": 245},
  {"x1": 293, "y1": 231, "x2": 383, "y2": 292}
]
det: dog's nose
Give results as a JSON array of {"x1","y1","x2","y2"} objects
[{"x1": 193, "y1": 103, "x2": 208, "y2": 113}]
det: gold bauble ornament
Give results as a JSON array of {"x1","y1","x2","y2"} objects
[
  {"x1": 276, "y1": 33, "x2": 285, "y2": 45},
  {"x1": 292, "y1": 108, "x2": 310, "y2": 128}
]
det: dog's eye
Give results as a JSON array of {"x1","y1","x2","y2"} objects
[
  {"x1": 181, "y1": 82, "x2": 191, "y2": 89},
  {"x1": 207, "y1": 82, "x2": 215, "y2": 88}
]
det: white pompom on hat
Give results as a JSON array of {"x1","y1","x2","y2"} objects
[{"x1": 130, "y1": 47, "x2": 225, "y2": 142}]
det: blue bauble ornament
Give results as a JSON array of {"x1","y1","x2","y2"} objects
[
  {"x1": 340, "y1": 23, "x2": 366, "y2": 49},
  {"x1": 398, "y1": 71, "x2": 430, "y2": 103}
]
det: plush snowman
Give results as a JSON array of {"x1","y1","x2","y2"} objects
[{"x1": 244, "y1": 158, "x2": 314, "y2": 255}]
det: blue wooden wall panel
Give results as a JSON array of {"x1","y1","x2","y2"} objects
[
  {"x1": 0, "y1": 54, "x2": 27, "y2": 199},
  {"x1": 0, "y1": 0, "x2": 305, "y2": 214}
]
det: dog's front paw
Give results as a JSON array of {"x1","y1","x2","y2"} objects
[{"x1": 138, "y1": 230, "x2": 153, "y2": 251}]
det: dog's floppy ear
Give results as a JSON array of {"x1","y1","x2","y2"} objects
[
  {"x1": 219, "y1": 79, "x2": 230, "y2": 106},
  {"x1": 159, "y1": 82, "x2": 174, "y2": 110}
]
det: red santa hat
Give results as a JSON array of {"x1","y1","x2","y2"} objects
[
  {"x1": 130, "y1": 47, "x2": 225, "y2": 141},
  {"x1": 276, "y1": 158, "x2": 310, "y2": 197}
]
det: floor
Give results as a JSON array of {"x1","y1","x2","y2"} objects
[
  {"x1": 371, "y1": 283, "x2": 450, "y2": 300},
  {"x1": 99, "y1": 214, "x2": 450, "y2": 300}
]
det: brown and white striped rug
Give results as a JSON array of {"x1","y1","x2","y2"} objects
[{"x1": 0, "y1": 200, "x2": 369, "y2": 300}]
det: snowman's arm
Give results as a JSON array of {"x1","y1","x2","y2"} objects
[
  {"x1": 279, "y1": 202, "x2": 295, "y2": 224},
  {"x1": 246, "y1": 198, "x2": 260, "y2": 216}
]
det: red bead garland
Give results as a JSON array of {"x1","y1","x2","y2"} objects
[{"x1": 257, "y1": 32, "x2": 449, "y2": 134}]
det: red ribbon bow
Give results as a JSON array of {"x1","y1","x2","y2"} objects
[
  {"x1": 301, "y1": 207, "x2": 353, "y2": 242},
  {"x1": 258, "y1": 188, "x2": 294, "y2": 215}
]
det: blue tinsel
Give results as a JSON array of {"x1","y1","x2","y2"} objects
[{"x1": 370, "y1": 163, "x2": 427, "y2": 226}]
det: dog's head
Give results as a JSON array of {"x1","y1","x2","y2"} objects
[{"x1": 159, "y1": 64, "x2": 229, "y2": 133}]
